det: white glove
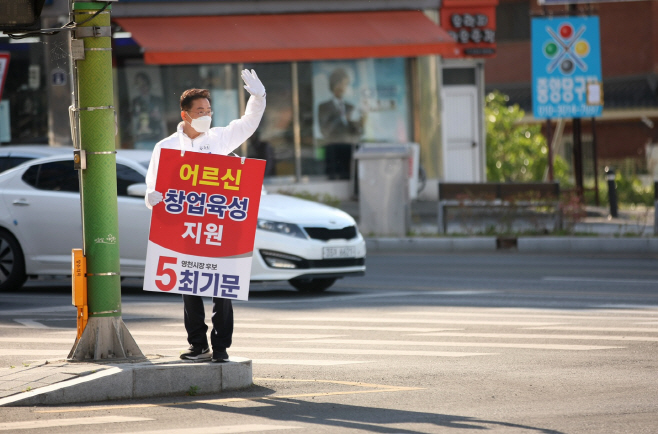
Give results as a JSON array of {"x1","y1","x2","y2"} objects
[
  {"x1": 241, "y1": 69, "x2": 266, "y2": 98},
  {"x1": 147, "y1": 190, "x2": 163, "y2": 207}
]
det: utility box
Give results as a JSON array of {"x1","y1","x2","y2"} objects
[{"x1": 354, "y1": 144, "x2": 412, "y2": 237}]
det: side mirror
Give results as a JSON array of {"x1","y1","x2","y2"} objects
[{"x1": 127, "y1": 183, "x2": 147, "y2": 198}]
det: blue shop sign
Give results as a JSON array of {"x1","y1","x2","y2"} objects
[{"x1": 531, "y1": 16, "x2": 603, "y2": 119}]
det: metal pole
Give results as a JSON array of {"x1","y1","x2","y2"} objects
[
  {"x1": 291, "y1": 61, "x2": 302, "y2": 182},
  {"x1": 545, "y1": 118, "x2": 554, "y2": 181},
  {"x1": 605, "y1": 166, "x2": 618, "y2": 218},
  {"x1": 68, "y1": 0, "x2": 143, "y2": 361},
  {"x1": 591, "y1": 117, "x2": 600, "y2": 206},
  {"x1": 572, "y1": 118, "x2": 584, "y2": 198}
]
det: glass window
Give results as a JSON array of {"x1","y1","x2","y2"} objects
[
  {"x1": 0, "y1": 157, "x2": 31, "y2": 173},
  {"x1": 496, "y1": 2, "x2": 530, "y2": 42},
  {"x1": 21, "y1": 164, "x2": 39, "y2": 187},
  {"x1": 244, "y1": 62, "x2": 294, "y2": 178},
  {"x1": 116, "y1": 163, "x2": 145, "y2": 196},
  {"x1": 443, "y1": 68, "x2": 477, "y2": 86},
  {"x1": 308, "y1": 58, "x2": 411, "y2": 179},
  {"x1": 26, "y1": 161, "x2": 79, "y2": 192}
]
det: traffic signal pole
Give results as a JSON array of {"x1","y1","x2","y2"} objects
[{"x1": 67, "y1": 0, "x2": 143, "y2": 361}]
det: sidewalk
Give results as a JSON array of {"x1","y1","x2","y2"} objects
[
  {"x1": 344, "y1": 201, "x2": 658, "y2": 254},
  {"x1": 0, "y1": 355, "x2": 251, "y2": 406}
]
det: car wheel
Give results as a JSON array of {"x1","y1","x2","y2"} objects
[
  {"x1": 289, "y1": 277, "x2": 337, "y2": 293},
  {"x1": 0, "y1": 229, "x2": 27, "y2": 292}
]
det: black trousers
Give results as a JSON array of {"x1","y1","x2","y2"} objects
[{"x1": 182, "y1": 295, "x2": 233, "y2": 350}]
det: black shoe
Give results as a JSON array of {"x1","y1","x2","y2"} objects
[
  {"x1": 180, "y1": 345, "x2": 211, "y2": 360},
  {"x1": 211, "y1": 349, "x2": 229, "y2": 363}
]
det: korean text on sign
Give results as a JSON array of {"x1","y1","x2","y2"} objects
[{"x1": 144, "y1": 149, "x2": 266, "y2": 300}]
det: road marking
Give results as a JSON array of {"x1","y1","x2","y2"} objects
[
  {"x1": 0, "y1": 416, "x2": 151, "y2": 431},
  {"x1": 411, "y1": 332, "x2": 658, "y2": 342},
  {"x1": 543, "y1": 277, "x2": 658, "y2": 285},
  {"x1": 285, "y1": 317, "x2": 563, "y2": 326},
  {"x1": 244, "y1": 290, "x2": 497, "y2": 304},
  {"x1": 0, "y1": 349, "x2": 68, "y2": 356},
  {"x1": 161, "y1": 323, "x2": 461, "y2": 333},
  {"x1": 12, "y1": 319, "x2": 51, "y2": 329},
  {"x1": 526, "y1": 326, "x2": 658, "y2": 333},
  {"x1": 35, "y1": 379, "x2": 424, "y2": 414},
  {"x1": 252, "y1": 359, "x2": 368, "y2": 366},
  {"x1": 0, "y1": 337, "x2": 74, "y2": 344},
  {"x1": 391, "y1": 311, "x2": 658, "y2": 322},
  {"x1": 118, "y1": 425, "x2": 301, "y2": 434},
  {"x1": 0, "y1": 306, "x2": 74, "y2": 316},
  {"x1": 129, "y1": 331, "x2": 346, "y2": 339},
  {"x1": 203, "y1": 347, "x2": 493, "y2": 357},
  {"x1": 589, "y1": 304, "x2": 658, "y2": 310},
  {"x1": 298, "y1": 338, "x2": 622, "y2": 351}
]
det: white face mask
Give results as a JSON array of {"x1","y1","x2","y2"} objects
[{"x1": 188, "y1": 115, "x2": 212, "y2": 133}]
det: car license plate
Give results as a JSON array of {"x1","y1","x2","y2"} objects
[{"x1": 323, "y1": 246, "x2": 357, "y2": 259}]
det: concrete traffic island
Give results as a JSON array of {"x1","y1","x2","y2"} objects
[{"x1": 0, "y1": 355, "x2": 252, "y2": 407}]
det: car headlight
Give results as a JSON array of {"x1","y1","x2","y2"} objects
[{"x1": 257, "y1": 219, "x2": 307, "y2": 239}]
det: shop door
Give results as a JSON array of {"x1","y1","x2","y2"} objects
[{"x1": 441, "y1": 85, "x2": 481, "y2": 182}]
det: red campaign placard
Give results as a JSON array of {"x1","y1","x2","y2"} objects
[{"x1": 149, "y1": 149, "x2": 266, "y2": 258}]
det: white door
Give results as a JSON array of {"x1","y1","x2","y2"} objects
[{"x1": 441, "y1": 85, "x2": 481, "y2": 182}]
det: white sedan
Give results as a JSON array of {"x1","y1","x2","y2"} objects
[{"x1": 0, "y1": 149, "x2": 366, "y2": 292}]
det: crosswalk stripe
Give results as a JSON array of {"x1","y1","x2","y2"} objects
[
  {"x1": 129, "y1": 331, "x2": 346, "y2": 339},
  {"x1": 412, "y1": 332, "x2": 658, "y2": 342},
  {"x1": 543, "y1": 277, "x2": 658, "y2": 285},
  {"x1": 299, "y1": 338, "x2": 622, "y2": 351},
  {"x1": 252, "y1": 359, "x2": 368, "y2": 366},
  {"x1": 161, "y1": 323, "x2": 459, "y2": 332},
  {"x1": 0, "y1": 416, "x2": 152, "y2": 431},
  {"x1": 285, "y1": 317, "x2": 563, "y2": 326},
  {"x1": 118, "y1": 425, "x2": 301, "y2": 434},
  {"x1": 0, "y1": 349, "x2": 68, "y2": 356},
  {"x1": 391, "y1": 311, "x2": 658, "y2": 322},
  {"x1": 527, "y1": 326, "x2": 658, "y2": 333},
  {"x1": 208, "y1": 347, "x2": 493, "y2": 357}
]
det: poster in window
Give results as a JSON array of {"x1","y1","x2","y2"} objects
[{"x1": 125, "y1": 67, "x2": 167, "y2": 150}]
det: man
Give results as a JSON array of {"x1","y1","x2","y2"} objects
[
  {"x1": 144, "y1": 69, "x2": 266, "y2": 363},
  {"x1": 317, "y1": 68, "x2": 366, "y2": 179}
]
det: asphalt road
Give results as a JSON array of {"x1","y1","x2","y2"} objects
[{"x1": 1, "y1": 251, "x2": 657, "y2": 433}]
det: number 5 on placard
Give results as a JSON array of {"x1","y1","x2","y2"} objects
[{"x1": 155, "y1": 256, "x2": 177, "y2": 291}]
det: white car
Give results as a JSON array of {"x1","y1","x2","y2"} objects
[{"x1": 0, "y1": 149, "x2": 366, "y2": 292}]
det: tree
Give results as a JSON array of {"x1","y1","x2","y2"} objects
[{"x1": 485, "y1": 91, "x2": 569, "y2": 184}]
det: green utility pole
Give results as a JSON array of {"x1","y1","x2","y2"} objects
[{"x1": 67, "y1": 0, "x2": 143, "y2": 361}]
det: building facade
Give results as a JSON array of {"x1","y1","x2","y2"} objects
[
  {"x1": 487, "y1": 0, "x2": 658, "y2": 183},
  {"x1": 1, "y1": 0, "x2": 501, "y2": 199}
]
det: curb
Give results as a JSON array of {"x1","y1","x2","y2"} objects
[
  {"x1": 0, "y1": 357, "x2": 252, "y2": 407},
  {"x1": 366, "y1": 236, "x2": 658, "y2": 254}
]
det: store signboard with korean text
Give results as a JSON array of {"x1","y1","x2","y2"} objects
[
  {"x1": 440, "y1": 0, "x2": 497, "y2": 58},
  {"x1": 532, "y1": 16, "x2": 603, "y2": 119},
  {"x1": 144, "y1": 149, "x2": 265, "y2": 300}
]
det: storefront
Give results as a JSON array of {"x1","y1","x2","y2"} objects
[{"x1": 1, "y1": 0, "x2": 499, "y2": 199}]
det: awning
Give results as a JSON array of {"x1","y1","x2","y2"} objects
[{"x1": 115, "y1": 11, "x2": 459, "y2": 65}]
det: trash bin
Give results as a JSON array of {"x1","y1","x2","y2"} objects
[{"x1": 354, "y1": 144, "x2": 412, "y2": 237}]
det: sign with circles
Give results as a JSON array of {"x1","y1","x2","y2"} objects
[{"x1": 531, "y1": 16, "x2": 603, "y2": 119}]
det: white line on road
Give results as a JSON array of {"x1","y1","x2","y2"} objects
[
  {"x1": 298, "y1": 338, "x2": 622, "y2": 351},
  {"x1": 543, "y1": 277, "x2": 658, "y2": 285},
  {"x1": 244, "y1": 290, "x2": 497, "y2": 304},
  {"x1": 0, "y1": 349, "x2": 68, "y2": 356},
  {"x1": 284, "y1": 317, "x2": 563, "y2": 326},
  {"x1": 118, "y1": 424, "x2": 300, "y2": 434},
  {"x1": 391, "y1": 311, "x2": 658, "y2": 322},
  {"x1": 159, "y1": 323, "x2": 461, "y2": 332},
  {"x1": 129, "y1": 331, "x2": 346, "y2": 339},
  {"x1": 12, "y1": 319, "x2": 50, "y2": 329},
  {"x1": 411, "y1": 332, "x2": 658, "y2": 342},
  {"x1": 201, "y1": 347, "x2": 494, "y2": 357},
  {"x1": 0, "y1": 306, "x2": 74, "y2": 316},
  {"x1": 252, "y1": 359, "x2": 368, "y2": 366},
  {"x1": 526, "y1": 326, "x2": 658, "y2": 333},
  {"x1": 0, "y1": 416, "x2": 152, "y2": 431}
]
